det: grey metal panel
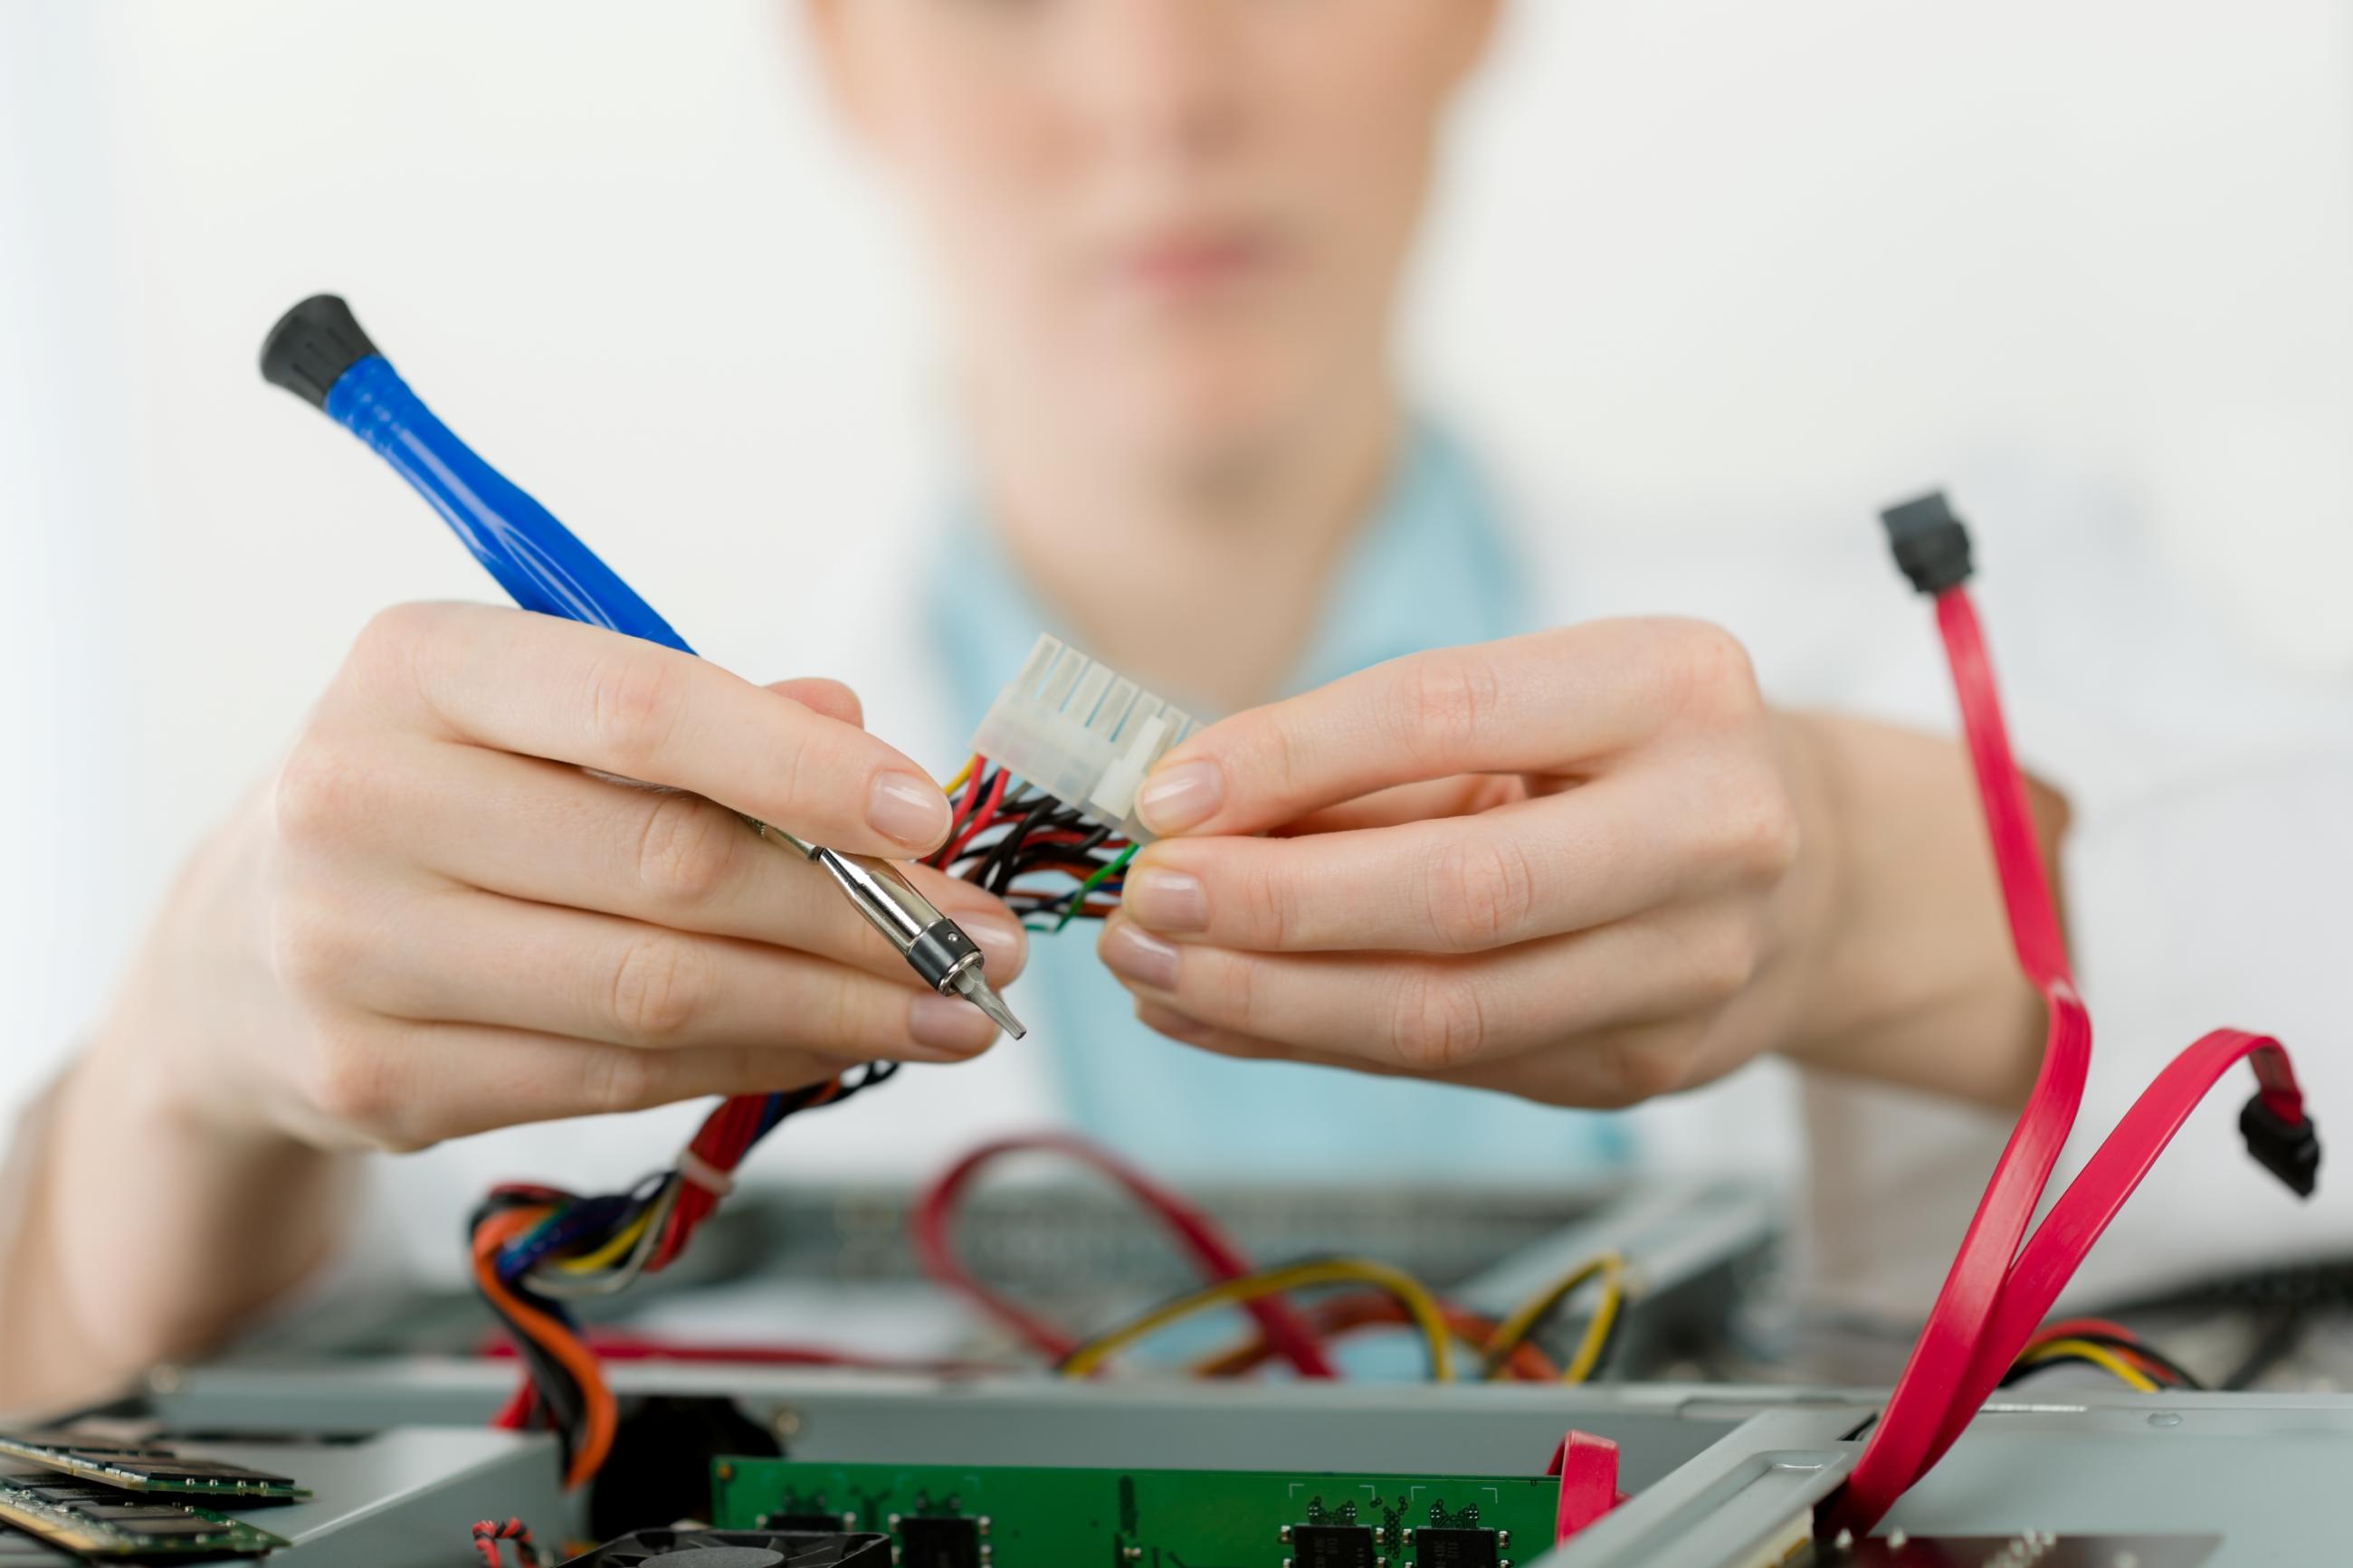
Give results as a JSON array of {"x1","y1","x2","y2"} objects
[
  {"x1": 1530, "y1": 1396, "x2": 2353, "y2": 1568},
  {"x1": 155, "y1": 1364, "x2": 1752, "y2": 1493},
  {"x1": 145, "y1": 1369, "x2": 2353, "y2": 1565},
  {"x1": 163, "y1": 1428, "x2": 572, "y2": 1568}
]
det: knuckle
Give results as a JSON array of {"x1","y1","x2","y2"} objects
[
  {"x1": 1662, "y1": 620, "x2": 1760, "y2": 717},
  {"x1": 346, "y1": 602, "x2": 448, "y2": 703},
  {"x1": 815, "y1": 967, "x2": 870, "y2": 1051},
  {"x1": 606, "y1": 931, "x2": 709, "y2": 1045},
  {"x1": 268, "y1": 902, "x2": 357, "y2": 999},
  {"x1": 1716, "y1": 777, "x2": 1803, "y2": 881},
  {"x1": 1231, "y1": 859, "x2": 1293, "y2": 947},
  {"x1": 302, "y1": 1030, "x2": 399, "y2": 1132},
  {"x1": 581, "y1": 1048, "x2": 661, "y2": 1117},
  {"x1": 1201, "y1": 946, "x2": 1260, "y2": 1033},
  {"x1": 271, "y1": 739, "x2": 369, "y2": 850},
  {"x1": 351, "y1": 601, "x2": 442, "y2": 667},
  {"x1": 583, "y1": 647, "x2": 686, "y2": 776},
  {"x1": 1387, "y1": 652, "x2": 1503, "y2": 767},
  {"x1": 634, "y1": 792, "x2": 739, "y2": 910},
  {"x1": 1384, "y1": 965, "x2": 1491, "y2": 1071},
  {"x1": 1691, "y1": 913, "x2": 1765, "y2": 1003},
  {"x1": 1423, "y1": 834, "x2": 1540, "y2": 951},
  {"x1": 1592, "y1": 1034, "x2": 1694, "y2": 1107}
]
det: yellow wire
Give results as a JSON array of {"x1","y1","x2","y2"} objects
[
  {"x1": 2016, "y1": 1337, "x2": 2160, "y2": 1393},
  {"x1": 1481, "y1": 1252, "x2": 1626, "y2": 1384},
  {"x1": 551, "y1": 1202, "x2": 658, "y2": 1275},
  {"x1": 943, "y1": 757, "x2": 976, "y2": 798},
  {"x1": 1059, "y1": 1258, "x2": 1454, "y2": 1383}
]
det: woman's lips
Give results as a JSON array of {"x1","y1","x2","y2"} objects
[{"x1": 1113, "y1": 228, "x2": 1279, "y2": 298}]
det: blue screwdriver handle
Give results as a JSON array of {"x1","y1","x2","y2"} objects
[
  {"x1": 259, "y1": 295, "x2": 691, "y2": 655},
  {"x1": 327, "y1": 354, "x2": 693, "y2": 655}
]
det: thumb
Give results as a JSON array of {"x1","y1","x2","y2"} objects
[{"x1": 765, "y1": 677, "x2": 864, "y2": 730}]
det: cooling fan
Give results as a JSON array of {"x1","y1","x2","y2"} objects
[{"x1": 557, "y1": 1528, "x2": 892, "y2": 1567}]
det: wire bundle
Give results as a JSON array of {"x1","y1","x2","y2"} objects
[
  {"x1": 1058, "y1": 1250, "x2": 1628, "y2": 1385},
  {"x1": 927, "y1": 756, "x2": 1136, "y2": 932},
  {"x1": 912, "y1": 1133, "x2": 1338, "y2": 1376},
  {"x1": 468, "y1": 755, "x2": 1157, "y2": 1481},
  {"x1": 470, "y1": 1517, "x2": 543, "y2": 1568},
  {"x1": 913, "y1": 1130, "x2": 1628, "y2": 1386},
  {"x1": 1998, "y1": 1316, "x2": 2202, "y2": 1394},
  {"x1": 469, "y1": 1064, "x2": 898, "y2": 1487},
  {"x1": 1821, "y1": 543, "x2": 2320, "y2": 1535}
]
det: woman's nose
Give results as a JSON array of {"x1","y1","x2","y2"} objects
[{"x1": 1063, "y1": 0, "x2": 1253, "y2": 167}]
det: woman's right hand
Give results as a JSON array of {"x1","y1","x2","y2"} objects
[{"x1": 92, "y1": 601, "x2": 1025, "y2": 1155}]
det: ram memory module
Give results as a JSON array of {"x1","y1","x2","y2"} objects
[
  {"x1": 0, "y1": 1471, "x2": 290, "y2": 1557},
  {"x1": 0, "y1": 1433, "x2": 306, "y2": 1501}
]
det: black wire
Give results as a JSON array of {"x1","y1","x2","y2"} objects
[
  {"x1": 978, "y1": 796, "x2": 1062, "y2": 892},
  {"x1": 2222, "y1": 1305, "x2": 2307, "y2": 1391}
]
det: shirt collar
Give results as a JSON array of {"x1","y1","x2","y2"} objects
[{"x1": 928, "y1": 420, "x2": 1529, "y2": 732}]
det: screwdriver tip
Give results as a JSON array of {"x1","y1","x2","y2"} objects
[{"x1": 952, "y1": 968, "x2": 1027, "y2": 1040}]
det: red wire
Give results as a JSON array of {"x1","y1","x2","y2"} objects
[
  {"x1": 472, "y1": 1517, "x2": 535, "y2": 1568},
  {"x1": 937, "y1": 767, "x2": 1010, "y2": 869},
  {"x1": 910, "y1": 1131, "x2": 1338, "y2": 1379},
  {"x1": 479, "y1": 1327, "x2": 1002, "y2": 1375},
  {"x1": 1826, "y1": 586, "x2": 2314, "y2": 1535},
  {"x1": 490, "y1": 1380, "x2": 535, "y2": 1430},
  {"x1": 2024, "y1": 1316, "x2": 2140, "y2": 1346},
  {"x1": 1835, "y1": 591, "x2": 2092, "y2": 1526}
]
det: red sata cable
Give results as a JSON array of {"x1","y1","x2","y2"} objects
[
  {"x1": 1823, "y1": 496, "x2": 2319, "y2": 1535},
  {"x1": 1831, "y1": 584, "x2": 2095, "y2": 1526},
  {"x1": 1915, "y1": 1025, "x2": 2305, "y2": 1475}
]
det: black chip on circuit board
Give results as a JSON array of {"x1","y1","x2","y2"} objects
[
  {"x1": 765, "y1": 1512, "x2": 854, "y2": 1533},
  {"x1": 898, "y1": 1515, "x2": 983, "y2": 1568},
  {"x1": 1290, "y1": 1524, "x2": 1377, "y2": 1567},
  {"x1": 1414, "y1": 1526, "x2": 1501, "y2": 1566}
]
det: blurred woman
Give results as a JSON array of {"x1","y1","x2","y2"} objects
[{"x1": 6, "y1": 0, "x2": 2348, "y2": 1411}]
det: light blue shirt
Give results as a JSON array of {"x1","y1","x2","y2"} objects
[{"x1": 928, "y1": 425, "x2": 1630, "y2": 1181}]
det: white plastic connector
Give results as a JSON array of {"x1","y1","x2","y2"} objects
[{"x1": 968, "y1": 634, "x2": 1198, "y2": 843}]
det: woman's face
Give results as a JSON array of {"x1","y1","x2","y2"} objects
[{"x1": 813, "y1": 0, "x2": 1498, "y2": 476}]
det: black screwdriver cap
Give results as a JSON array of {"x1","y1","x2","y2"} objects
[
  {"x1": 1880, "y1": 489, "x2": 1976, "y2": 596},
  {"x1": 260, "y1": 294, "x2": 380, "y2": 408}
]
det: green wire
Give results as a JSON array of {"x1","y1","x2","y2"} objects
[{"x1": 1049, "y1": 843, "x2": 1138, "y2": 934}]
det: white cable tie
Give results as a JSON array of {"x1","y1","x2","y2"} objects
[{"x1": 675, "y1": 1150, "x2": 736, "y2": 1198}]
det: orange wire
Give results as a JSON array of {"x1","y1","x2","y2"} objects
[
  {"x1": 473, "y1": 1207, "x2": 618, "y2": 1488},
  {"x1": 2023, "y1": 1316, "x2": 2180, "y2": 1385}
]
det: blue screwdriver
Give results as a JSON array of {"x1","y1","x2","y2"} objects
[{"x1": 259, "y1": 293, "x2": 1024, "y2": 1040}]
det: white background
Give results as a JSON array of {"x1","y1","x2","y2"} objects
[{"x1": 5, "y1": 2, "x2": 2350, "y2": 1237}]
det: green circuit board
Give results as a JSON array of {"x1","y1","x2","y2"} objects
[
  {"x1": 0, "y1": 1471, "x2": 290, "y2": 1557},
  {"x1": 712, "y1": 1458, "x2": 1558, "y2": 1565},
  {"x1": 0, "y1": 1431, "x2": 308, "y2": 1500}
]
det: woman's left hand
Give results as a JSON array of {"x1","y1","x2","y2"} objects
[{"x1": 1095, "y1": 619, "x2": 1850, "y2": 1107}]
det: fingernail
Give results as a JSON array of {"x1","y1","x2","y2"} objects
[
  {"x1": 1138, "y1": 759, "x2": 1223, "y2": 835},
  {"x1": 959, "y1": 911, "x2": 1027, "y2": 974},
  {"x1": 1100, "y1": 922, "x2": 1180, "y2": 991},
  {"x1": 1124, "y1": 867, "x2": 1207, "y2": 933},
  {"x1": 868, "y1": 771, "x2": 950, "y2": 849},
  {"x1": 909, "y1": 992, "x2": 998, "y2": 1057}
]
